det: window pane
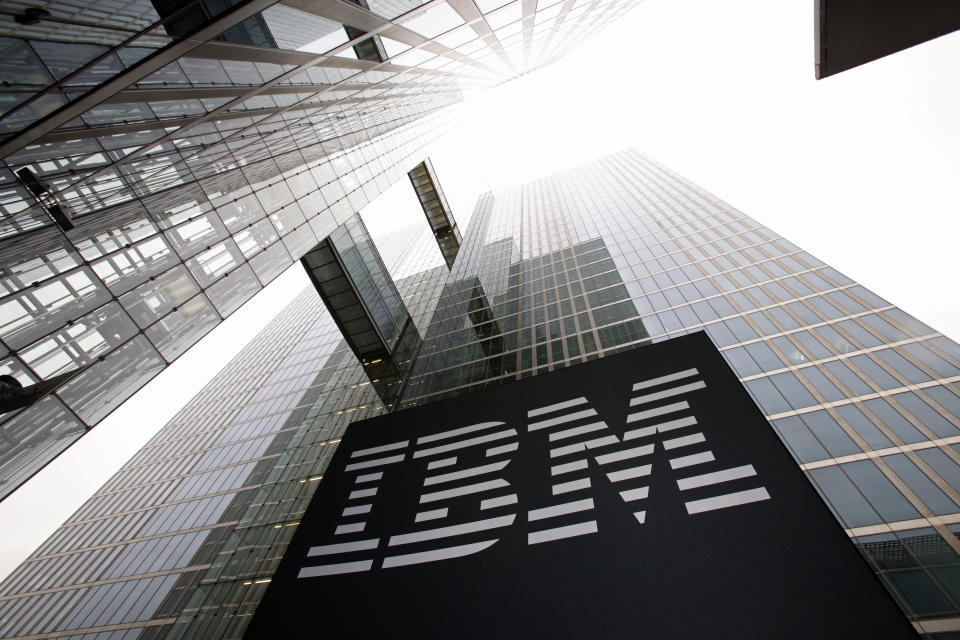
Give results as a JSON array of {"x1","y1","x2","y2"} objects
[
  {"x1": 794, "y1": 330, "x2": 833, "y2": 359},
  {"x1": 799, "y1": 368, "x2": 846, "y2": 403},
  {"x1": 916, "y1": 448, "x2": 960, "y2": 495},
  {"x1": 771, "y1": 416, "x2": 829, "y2": 463},
  {"x1": 744, "y1": 341, "x2": 783, "y2": 371},
  {"x1": 145, "y1": 294, "x2": 220, "y2": 360},
  {"x1": 887, "y1": 570, "x2": 954, "y2": 615},
  {"x1": 863, "y1": 398, "x2": 926, "y2": 444},
  {"x1": 883, "y1": 454, "x2": 958, "y2": 515},
  {"x1": 842, "y1": 460, "x2": 921, "y2": 523},
  {"x1": 802, "y1": 410, "x2": 860, "y2": 457},
  {"x1": 744, "y1": 378, "x2": 791, "y2": 415},
  {"x1": 892, "y1": 393, "x2": 960, "y2": 439},
  {"x1": 56, "y1": 335, "x2": 165, "y2": 423},
  {"x1": 837, "y1": 319, "x2": 882, "y2": 348},
  {"x1": 772, "y1": 336, "x2": 808, "y2": 365},
  {"x1": 924, "y1": 386, "x2": 960, "y2": 418},
  {"x1": 903, "y1": 342, "x2": 960, "y2": 378},
  {"x1": 722, "y1": 346, "x2": 761, "y2": 377},
  {"x1": 835, "y1": 405, "x2": 894, "y2": 450},
  {"x1": 119, "y1": 266, "x2": 200, "y2": 328},
  {"x1": 809, "y1": 466, "x2": 880, "y2": 528},
  {"x1": 823, "y1": 360, "x2": 874, "y2": 396},
  {"x1": 769, "y1": 371, "x2": 818, "y2": 410},
  {"x1": 849, "y1": 355, "x2": 901, "y2": 391},
  {"x1": 874, "y1": 349, "x2": 932, "y2": 384}
]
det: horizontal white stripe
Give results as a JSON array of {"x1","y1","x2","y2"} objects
[
  {"x1": 549, "y1": 421, "x2": 607, "y2": 442},
  {"x1": 528, "y1": 397, "x2": 588, "y2": 418},
  {"x1": 349, "y1": 487, "x2": 377, "y2": 499},
  {"x1": 528, "y1": 498, "x2": 594, "y2": 522},
  {"x1": 594, "y1": 444, "x2": 654, "y2": 465},
  {"x1": 413, "y1": 430, "x2": 517, "y2": 458},
  {"x1": 606, "y1": 465, "x2": 652, "y2": 482},
  {"x1": 626, "y1": 401, "x2": 689, "y2": 424},
  {"x1": 480, "y1": 494, "x2": 518, "y2": 510},
  {"x1": 623, "y1": 425, "x2": 657, "y2": 440},
  {"x1": 418, "y1": 421, "x2": 504, "y2": 445},
  {"x1": 553, "y1": 478, "x2": 591, "y2": 495},
  {"x1": 550, "y1": 435, "x2": 619, "y2": 459},
  {"x1": 528, "y1": 409, "x2": 598, "y2": 432},
  {"x1": 550, "y1": 442, "x2": 586, "y2": 458},
  {"x1": 307, "y1": 538, "x2": 379, "y2": 557},
  {"x1": 669, "y1": 451, "x2": 715, "y2": 469},
  {"x1": 662, "y1": 432, "x2": 706, "y2": 450},
  {"x1": 335, "y1": 522, "x2": 365, "y2": 535},
  {"x1": 586, "y1": 435, "x2": 619, "y2": 449},
  {"x1": 354, "y1": 472, "x2": 382, "y2": 483},
  {"x1": 619, "y1": 487, "x2": 649, "y2": 502},
  {"x1": 486, "y1": 442, "x2": 519, "y2": 456},
  {"x1": 342, "y1": 504, "x2": 371, "y2": 517},
  {"x1": 427, "y1": 457, "x2": 457, "y2": 470},
  {"x1": 415, "y1": 508, "x2": 448, "y2": 522},
  {"x1": 389, "y1": 514, "x2": 516, "y2": 546},
  {"x1": 351, "y1": 440, "x2": 409, "y2": 458},
  {"x1": 551, "y1": 459, "x2": 588, "y2": 476},
  {"x1": 420, "y1": 478, "x2": 509, "y2": 503},
  {"x1": 425, "y1": 460, "x2": 509, "y2": 486},
  {"x1": 633, "y1": 368, "x2": 699, "y2": 391},
  {"x1": 298, "y1": 560, "x2": 372, "y2": 578},
  {"x1": 528, "y1": 521, "x2": 597, "y2": 545},
  {"x1": 344, "y1": 454, "x2": 405, "y2": 472},
  {"x1": 677, "y1": 465, "x2": 757, "y2": 491},
  {"x1": 685, "y1": 487, "x2": 771, "y2": 514},
  {"x1": 630, "y1": 381, "x2": 706, "y2": 407},
  {"x1": 383, "y1": 540, "x2": 497, "y2": 568},
  {"x1": 623, "y1": 416, "x2": 698, "y2": 441}
]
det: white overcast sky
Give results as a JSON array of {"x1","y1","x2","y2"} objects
[{"x1": 1, "y1": 0, "x2": 958, "y2": 581}]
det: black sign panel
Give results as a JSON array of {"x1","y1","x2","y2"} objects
[
  {"x1": 815, "y1": 0, "x2": 960, "y2": 78},
  {"x1": 246, "y1": 332, "x2": 916, "y2": 639}
]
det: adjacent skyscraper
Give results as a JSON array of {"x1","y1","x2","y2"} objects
[
  {"x1": 0, "y1": 0, "x2": 641, "y2": 500},
  {"x1": 3, "y1": 150, "x2": 960, "y2": 638}
]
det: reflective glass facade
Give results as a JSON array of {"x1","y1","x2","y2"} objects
[
  {"x1": 401, "y1": 151, "x2": 960, "y2": 635},
  {"x1": 0, "y1": 221, "x2": 448, "y2": 639},
  {"x1": 4, "y1": 150, "x2": 960, "y2": 638},
  {"x1": 0, "y1": 0, "x2": 640, "y2": 499}
]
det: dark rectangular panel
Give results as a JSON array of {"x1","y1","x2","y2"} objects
[
  {"x1": 301, "y1": 216, "x2": 421, "y2": 407},
  {"x1": 816, "y1": 0, "x2": 960, "y2": 78},
  {"x1": 246, "y1": 331, "x2": 917, "y2": 639},
  {"x1": 408, "y1": 159, "x2": 461, "y2": 269}
]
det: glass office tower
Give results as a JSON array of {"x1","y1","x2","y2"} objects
[
  {"x1": 0, "y1": 0, "x2": 640, "y2": 500},
  {"x1": 0, "y1": 221, "x2": 449, "y2": 639},
  {"x1": 4, "y1": 149, "x2": 960, "y2": 638},
  {"x1": 400, "y1": 151, "x2": 960, "y2": 637}
]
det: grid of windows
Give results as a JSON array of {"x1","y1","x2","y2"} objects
[
  {"x1": 0, "y1": 220, "x2": 449, "y2": 639},
  {"x1": 399, "y1": 150, "x2": 960, "y2": 632},
  {"x1": 5, "y1": 147, "x2": 960, "y2": 637},
  {"x1": 0, "y1": 0, "x2": 641, "y2": 501}
]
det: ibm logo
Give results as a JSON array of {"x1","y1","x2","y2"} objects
[{"x1": 298, "y1": 368, "x2": 770, "y2": 578}]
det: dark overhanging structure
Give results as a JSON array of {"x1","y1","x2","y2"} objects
[
  {"x1": 408, "y1": 159, "x2": 461, "y2": 270},
  {"x1": 300, "y1": 215, "x2": 421, "y2": 409},
  {"x1": 815, "y1": 0, "x2": 960, "y2": 79}
]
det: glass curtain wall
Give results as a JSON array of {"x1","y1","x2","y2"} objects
[
  {"x1": 4, "y1": 149, "x2": 960, "y2": 637},
  {"x1": 0, "y1": 222, "x2": 449, "y2": 639},
  {"x1": 399, "y1": 150, "x2": 960, "y2": 632},
  {"x1": 0, "y1": 0, "x2": 641, "y2": 501}
]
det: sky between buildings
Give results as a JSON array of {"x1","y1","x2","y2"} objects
[{"x1": 1, "y1": 0, "x2": 958, "y2": 581}]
